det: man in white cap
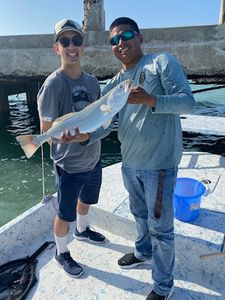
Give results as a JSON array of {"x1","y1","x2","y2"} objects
[{"x1": 37, "y1": 19, "x2": 108, "y2": 278}]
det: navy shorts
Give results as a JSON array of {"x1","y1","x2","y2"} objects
[{"x1": 55, "y1": 161, "x2": 102, "y2": 222}]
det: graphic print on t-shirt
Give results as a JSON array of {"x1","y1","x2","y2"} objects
[{"x1": 71, "y1": 85, "x2": 93, "y2": 112}]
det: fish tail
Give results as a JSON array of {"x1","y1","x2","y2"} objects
[{"x1": 16, "y1": 134, "x2": 41, "y2": 158}]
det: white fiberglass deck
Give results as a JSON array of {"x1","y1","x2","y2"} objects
[{"x1": 1, "y1": 151, "x2": 225, "y2": 299}]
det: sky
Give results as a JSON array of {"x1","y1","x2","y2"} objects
[{"x1": 0, "y1": 0, "x2": 222, "y2": 36}]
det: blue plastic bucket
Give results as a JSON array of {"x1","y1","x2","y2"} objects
[{"x1": 173, "y1": 177, "x2": 206, "y2": 222}]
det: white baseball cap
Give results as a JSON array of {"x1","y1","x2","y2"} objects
[{"x1": 54, "y1": 19, "x2": 83, "y2": 42}]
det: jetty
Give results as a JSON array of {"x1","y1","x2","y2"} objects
[
  {"x1": 1, "y1": 148, "x2": 225, "y2": 299},
  {"x1": 1, "y1": 0, "x2": 225, "y2": 117}
]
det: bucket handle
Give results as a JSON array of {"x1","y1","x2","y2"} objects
[
  {"x1": 201, "y1": 175, "x2": 221, "y2": 196},
  {"x1": 193, "y1": 178, "x2": 210, "y2": 196}
]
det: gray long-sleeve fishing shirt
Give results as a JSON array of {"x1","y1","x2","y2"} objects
[{"x1": 90, "y1": 52, "x2": 195, "y2": 170}]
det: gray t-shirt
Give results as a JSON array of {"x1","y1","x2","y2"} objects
[{"x1": 37, "y1": 70, "x2": 101, "y2": 173}]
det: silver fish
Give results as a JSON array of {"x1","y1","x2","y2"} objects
[{"x1": 16, "y1": 79, "x2": 132, "y2": 158}]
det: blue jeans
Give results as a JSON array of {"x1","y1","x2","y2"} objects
[{"x1": 122, "y1": 166, "x2": 177, "y2": 296}]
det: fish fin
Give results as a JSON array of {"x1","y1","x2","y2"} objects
[
  {"x1": 16, "y1": 135, "x2": 40, "y2": 159},
  {"x1": 100, "y1": 104, "x2": 112, "y2": 112},
  {"x1": 52, "y1": 112, "x2": 76, "y2": 127},
  {"x1": 103, "y1": 119, "x2": 112, "y2": 129}
]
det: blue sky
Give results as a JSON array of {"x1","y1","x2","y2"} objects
[{"x1": 0, "y1": 0, "x2": 221, "y2": 36}]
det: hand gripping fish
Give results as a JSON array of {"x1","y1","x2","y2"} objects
[{"x1": 16, "y1": 79, "x2": 132, "y2": 159}]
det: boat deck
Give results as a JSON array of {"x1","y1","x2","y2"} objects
[{"x1": 1, "y1": 151, "x2": 225, "y2": 299}]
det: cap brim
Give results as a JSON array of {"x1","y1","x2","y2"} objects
[{"x1": 55, "y1": 28, "x2": 83, "y2": 42}]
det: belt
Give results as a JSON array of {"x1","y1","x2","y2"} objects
[{"x1": 154, "y1": 170, "x2": 165, "y2": 219}]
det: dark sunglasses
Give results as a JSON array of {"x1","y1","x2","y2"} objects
[
  {"x1": 110, "y1": 30, "x2": 138, "y2": 46},
  {"x1": 58, "y1": 36, "x2": 83, "y2": 48}
]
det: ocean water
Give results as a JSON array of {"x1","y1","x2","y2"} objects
[{"x1": 0, "y1": 82, "x2": 225, "y2": 226}]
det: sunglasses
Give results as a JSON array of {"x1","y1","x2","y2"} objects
[
  {"x1": 110, "y1": 30, "x2": 138, "y2": 46},
  {"x1": 58, "y1": 36, "x2": 83, "y2": 48}
]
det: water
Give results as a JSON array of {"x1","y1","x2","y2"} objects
[{"x1": 0, "y1": 83, "x2": 225, "y2": 226}]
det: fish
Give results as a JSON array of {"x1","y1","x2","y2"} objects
[{"x1": 16, "y1": 79, "x2": 132, "y2": 159}]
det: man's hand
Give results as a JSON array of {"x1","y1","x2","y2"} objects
[
  {"x1": 60, "y1": 128, "x2": 90, "y2": 144},
  {"x1": 128, "y1": 86, "x2": 156, "y2": 108}
]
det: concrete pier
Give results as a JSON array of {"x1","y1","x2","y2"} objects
[
  {"x1": 1, "y1": 1, "x2": 225, "y2": 116},
  {"x1": 0, "y1": 81, "x2": 40, "y2": 120},
  {"x1": 83, "y1": 0, "x2": 105, "y2": 32},
  {"x1": 1, "y1": 24, "x2": 225, "y2": 82},
  {"x1": 219, "y1": 0, "x2": 225, "y2": 24}
]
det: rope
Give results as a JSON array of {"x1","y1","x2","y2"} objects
[
  {"x1": 40, "y1": 143, "x2": 45, "y2": 200},
  {"x1": 37, "y1": 81, "x2": 46, "y2": 200}
]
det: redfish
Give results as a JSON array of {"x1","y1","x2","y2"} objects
[{"x1": 16, "y1": 79, "x2": 132, "y2": 158}]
